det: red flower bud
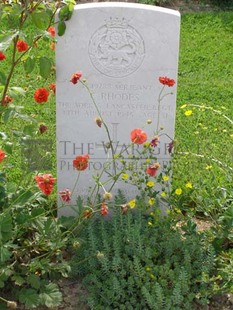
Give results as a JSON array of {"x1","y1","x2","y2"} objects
[
  {"x1": 16, "y1": 40, "x2": 29, "y2": 52},
  {"x1": 70, "y1": 71, "x2": 82, "y2": 84},
  {"x1": 101, "y1": 203, "x2": 108, "y2": 216},
  {"x1": 159, "y1": 76, "x2": 175, "y2": 87},
  {"x1": 146, "y1": 163, "x2": 160, "y2": 177}
]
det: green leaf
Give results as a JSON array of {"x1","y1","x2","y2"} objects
[
  {"x1": 12, "y1": 189, "x2": 36, "y2": 207},
  {"x1": 0, "y1": 72, "x2": 6, "y2": 85},
  {"x1": 0, "y1": 31, "x2": 19, "y2": 51},
  {"x1": 58, "y1": 5, "x2": 73, "y2": 22},
  {"x1": 39, "y1": 283, "x2": 62, "y2": 308},
  {"x1": 58, "y1": 21, "x2": 66, "y2": 37},
  {"x1": 2, "y1": 109, "x2": 16, "y2": 123},
  {"x1": 0, "y1": 132, "x2": 8, "y2": 140},
  {"x1": 0, "y1": 268, "x2": 11, "y2": 288},
  {"x1": 15, "y1": 213, "x2": 31, "y2": 225},
  {"x1": 39, "y1": 56, "x2": 52, "y2": 79},
  {"x1": 3, "y1": 142, "x2": 13, "y2": 155},
  {"x1": 12, "y1": 275, "x2": 25, "y2": 286},
  {"x1": 0, "y1": 246, "x2": 11, "y2": 263},
  {"x1": 0, "y1": 212, "x2": 13, "y2": 242},
  {"x1": 19, "y1": 288, "x2": 40, "y2": 308},
  {"x1": 27, "y1": 274, "x2": 41, "y2": 290},
  {"x1": 31, "y1": 11, "x2": 50, "y2": 30},
  {"x1": 31, "y1": 207, "x2": 46, "y2": 218},
  {"x1": 23, "y1": 124, "x2": 37, "y2": 136},
  {"x1": 65, "y1": 0, "x2": 76, "y2": 5},
  {"x1": 24, "y1": 56, "x2": 36, "y2": 74},
  {"x1": 9, "y1": 86, "x2": 26, "y2": 99}
]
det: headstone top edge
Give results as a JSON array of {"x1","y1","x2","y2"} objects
[{"x1": 73, "y1": 2, "x2": 180, "y2": 17}]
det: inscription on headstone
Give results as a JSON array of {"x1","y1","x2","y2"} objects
[{"x1": 56, "y1": 3, "x2": 180, "y2": 215}]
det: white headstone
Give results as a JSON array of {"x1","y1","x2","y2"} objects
[{"x1": 56, "y1": 3, "x2": 180, "y2": 216}]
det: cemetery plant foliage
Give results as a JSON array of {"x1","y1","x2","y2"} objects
[
  {"x1": 0, "y1": 0, "x2": 232, "y2": 309},
  {"x1": 0, "y1": 1, "x2": 77, "y2": 308},
  {"x1": 72, "y1": 207, "x2": 216, "y2": 310}
]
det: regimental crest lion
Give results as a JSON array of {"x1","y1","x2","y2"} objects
[{"x1": 89, "y1": 18, "x2": 145, "y2": 78}]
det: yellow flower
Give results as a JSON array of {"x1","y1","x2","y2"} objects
[
  {"x1": 162, "y1": 175, "x2": 169, "y2": 181},
  {"x1": 148, "y1": 198, "x2": 155, "y2": 205},
  {"x1": 145, "y1": 158, "x2": 150, "y2": 164},
  {"x1": 230, "y1": 134, "x2": 233, "y2": 138},
  {"x1": 185, "y1": 182, "x2": 193, "y2": 189},
  {"x1": 160, "y1": 192, "x2": 167, "y2": 197},
  {"x1": 184, "y1": 110, "x2": 193, "y2": 116},
  {"x1": 174, "y1": 207, "x2": 182, "y2": 214},
  {"x1": 128, "y1": 199, "x2": 136, "y2": 208},
  {"x1": 143, "y1": 141, "x2": 151, "y2": 148},
  {"x1": 180, "y1": 104, "x2": 187, "y2": 109},
  {"x1": 205, "y1": 165, "x2": 212, "y2": 170},
  {"x1": 150, "y1": 274, "x2": 155, "y2": 279},
  {"x1": 175, "y1": 188, "x2": 182, "y2": 195},
  {"x1": 147, "y1": 221, "x2": 153, "y2": 226},
  {"x1": 147, "y1": 181, "x2": 155, "y2": 188},
  {"x1": 122, "y1": 173, "x2": 129, "y2": 180}
]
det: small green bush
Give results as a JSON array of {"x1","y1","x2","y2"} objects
[{"x1": 72, "y1": 209, "x2": 216, "y2": 309}]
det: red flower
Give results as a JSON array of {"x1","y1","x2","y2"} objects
[
  {"x1": 39, "y1": 124, "x2": 48, "y2": 134},
  {"x1": 150, "y1": 136, "x2": 159, "y2": 147},
  {"x1": 0, "y1": 52, "x2": 6, "y2": 61},
  {"x1": 3, "y1": 95, "x2": 13, "y2": 106},
  {"x1": 16, "y1": 40, "x2": 29, "y2": 52},
  {"x1": 130, "y1": 128, "x2": 147, "y2": 145},
  {"x1": 146, "y1": 163, "x2": 160, "y2": 177},
  {"x1": 0, "y1": 149, "x2": 6, "y2": 163},
  {"x1": 73, "y1": 154, "x2": 90, "y2": 171},
  {"x1": 101, "y1": 203, "x2": 108, "y2": 216},
  {"x1": 59, "y1": 189, "x2": 71, "y2": 203},
  {"x1": 70, "y1": 71, "x2": 82, "y2": 84},
  {"x1": 49, "y1": 83, "x2": 56, "y2": 94},
  {"x1": 47, "y1": 26, "x2": 55, "y2": 37},
  {"x1": 34, "y1": 174, "x2": 55, "y2": 195},
  {"x1": 34, "y1": 88, "x2": 49, "y2": 103},
  {"x1": 159, "y1": 76, "x2": 175, "y2": 87}
]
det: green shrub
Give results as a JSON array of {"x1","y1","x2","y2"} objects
[{"x1": 72, "y1": 208, "x2": 216, "y2": 309}]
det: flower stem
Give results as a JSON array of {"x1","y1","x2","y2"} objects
[{"x1": 80, "y1": 81, "x2": 117, "y2": 175}]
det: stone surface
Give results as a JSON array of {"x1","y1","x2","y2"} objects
[{"x1": 56, "y1": 3, "x2": 180, "y2": 215}]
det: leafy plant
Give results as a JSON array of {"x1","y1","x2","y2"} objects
[{"x1": 72, "y1": 207, "x2": 216, "y2": 309}]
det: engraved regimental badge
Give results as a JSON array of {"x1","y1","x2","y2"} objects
[{"x1": 89, "y1": 18, "x2": 145, "y2": 78}]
